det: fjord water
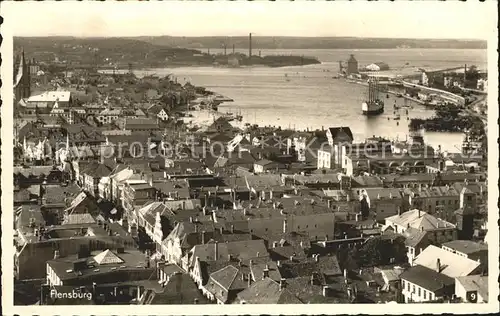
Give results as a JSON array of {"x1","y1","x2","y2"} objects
[{"x1": 138, "y1": 49, "x2": 487, "y2": 152}]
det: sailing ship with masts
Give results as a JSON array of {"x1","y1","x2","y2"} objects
[{"x1": 362, "y1": 78, "x2": 384, "y2": 115}]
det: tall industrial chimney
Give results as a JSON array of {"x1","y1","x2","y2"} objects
[{"x1": 249, "y1": 33, "x2": 252, "y2": 58}]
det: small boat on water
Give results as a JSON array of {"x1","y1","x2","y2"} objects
[{"x1": 394, "y1": 115, "x2": 401, "y2": 121}]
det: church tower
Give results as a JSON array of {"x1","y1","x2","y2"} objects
[{"x1": 14, "y1": 49, "x2": 31, "y2": 102}]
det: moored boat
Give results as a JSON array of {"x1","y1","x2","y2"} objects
[{"x1": 362, "y1": 78, "x2": 385, "y2": 116}]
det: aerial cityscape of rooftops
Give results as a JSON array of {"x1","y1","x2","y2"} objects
[{"x1": 13, "y1": 31, "x2": 489, "y2": 306}]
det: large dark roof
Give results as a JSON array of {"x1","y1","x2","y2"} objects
[
  {"x1": 328, "y1": 127, "x2": 353, "y2": 141},
  {"x1": 400, "y1": 265, "x2": 454, "y2": 292}
]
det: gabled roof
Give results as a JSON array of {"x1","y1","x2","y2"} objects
[
  {"x1": 385, "y1": 209, "x2": 455, "y2": 231},
  {"x1": 403, "y1": 227, "x2": 428, "y2": 247},
  {"x1": 191, "y1": 239, "x2": 268, "y2": 263},
  {"x1": 16, "y1": 206, "x2": 45, "y2": 229},
  {"x1": 400, "y1": 265, "x2": 454, "y2": 292},
  {"x1": 62, "y1": 213, "x2": 96, "y2": 225},
  {"x1": 27, "y1": 91, "x2": 71, "y2": 103},
  {"x1": 236, "y1": 278, "x2": 302, "y2": 304},
  {"x1": 414, "y1": 245, "x2": 481, "y2": 278},
  {"x1": 83, "y1": 163, "x2": 112, "y2": 178},
  {"x1": 441, "y1": 240, "x2": 488, "y2": 255},
  {"x1": 145, "y1": 273, "x2": 209, "y2": 304},
  {"x1": 210, "y1": 265, "x2": 239, "y2": 291},
  {"x1": 93, "y1": 249, "x2": 125, "y2": 265},
  {"x1": 327, "y1": 127, "x2": 353, "y2": 141},
  {"x1": 455, "y1": 275, "x2": 488, "y2": 302}
]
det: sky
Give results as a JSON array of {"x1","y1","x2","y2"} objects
[{"x1": 2, "y1": 1, "x2": 496, "y2": 39}]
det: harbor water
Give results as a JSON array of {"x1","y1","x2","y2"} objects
[{"x1": 136, "y1": 49, "x2": 487, "y2": 153}]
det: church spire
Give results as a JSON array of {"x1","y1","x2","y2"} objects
[{"x1": 14, "y1": 48, "x2": 31, "y2": 102}]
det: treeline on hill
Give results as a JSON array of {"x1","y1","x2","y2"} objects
[
  {"x1": 134, "y1": 36, "x2": 486, "y2": 49},
  {"x1": 15, "y1": 36, "x2": 486, "y2": 55},
  {"x1": 13, "y1": 37, "x2": 205, "y2": 65}
]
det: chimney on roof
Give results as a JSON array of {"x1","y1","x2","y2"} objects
[
  {"x1": 230, "y1": 225, "x2": 235, "y2": 234},
  {"x1": 397, "y1": 206, "x2": 401, "y2": 216},
  {"x1": 189, "y1": 217, "x2": 193, "y2": 223},
  {"x1": 263, "y1": 265, "x2": 270, "y2": 279},
  {"x1": 322, "y1": 286, "x2": 330, "y2": 297},
  {"x1": 201, "y1": 231, "x2": 206, "y2": 244},
  {"x1": 418, "y1": 209, "x2": 421, "y2": 217},
  {"x1": 283, "y1": 218, "x2": 288, "y2": 233},
  {"x1": 54, "y1": 250, "x2": 60, "y2": 260},
  {"x1": 327, "y1": 199, "x2": 332, "y2": 209},
  {"x1": 436, "y1": 258, "x2": 441, "y2": 273},
  {"x1": 214, "y1": 241, "x2": 219, "y2": 260},
  {"x1": 279, "y1": 278, "x2": 286, "y2": 291}
]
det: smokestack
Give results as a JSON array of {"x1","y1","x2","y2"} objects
[{"x1": 249, "y1": 33, "x2": 252, "y2": 58}]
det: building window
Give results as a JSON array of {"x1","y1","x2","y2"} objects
[
  {"x1": 418, "y1": 287, "x2": 421, "y2": 297},
  {"x1": 423, "y1": 290, "x2": 427, "y2": 300},
  {"x1": 412, "y1": 285, "x2": 415, "y2": 294},
  {"x1": 407, "y1": 281, "x2": 410, "y2": 291}
]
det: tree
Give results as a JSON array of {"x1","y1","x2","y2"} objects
[{"x1": 346, "y1": 235, "x2": 408, "y2": 268}]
